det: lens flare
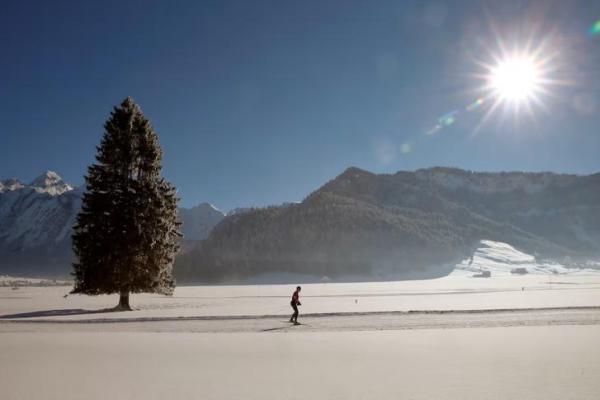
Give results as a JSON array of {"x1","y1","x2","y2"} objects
[
  {"x1": 589, "y1": 19, "x2": 600, "y2": 36},
  {"x1": 439, "y1": 110, "x2": 459, "y2": 126},
  {"x1": 465, "y1": 97, "x2": 485, "y2": 111}
]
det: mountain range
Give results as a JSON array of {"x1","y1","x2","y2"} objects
[
  {"x1": 175, "y1": 167, "x2": 600, "y2": 283},
  {"x1": 0, "y1": 171, "x2": 226, "y2": 277},
  {"x1": 3, "y1": 167, "x2": 600, "y2": 281}
]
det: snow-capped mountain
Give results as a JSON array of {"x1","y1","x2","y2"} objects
[
  {"x1": 0, "y1": 172, "x2": 81, "y2": 251},
  {"x1": 179, "y1": 203, "x2": 225, "y2": 241},
  {"x1": 0, "y1": 178, "x2": 24, "y2": 192},
  {"x1": 0, "y1": 171, "x2": 73, "y2": 196},
  {"x1": 0, "y1": 172, "x2": 82, "y2": 276},
  {"x1": 0, "y1": 172, "x2": 226, "y2": 276}
]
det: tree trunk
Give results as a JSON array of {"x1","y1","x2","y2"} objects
[{"x1": 117, "y1": 290, "x2": 132, "y2": 311}]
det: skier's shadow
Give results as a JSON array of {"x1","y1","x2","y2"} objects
[{"x1": 0, "y1": 308, "x2": 117, "y2": 319}]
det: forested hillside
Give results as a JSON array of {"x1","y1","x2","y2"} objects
[{"x1": 176, "y1": 167, "x2": 595, "y2": 283}]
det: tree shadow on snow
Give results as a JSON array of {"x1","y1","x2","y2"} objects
[{"x1": 0, "y1": 307, "x2": 130, "y2": 319}]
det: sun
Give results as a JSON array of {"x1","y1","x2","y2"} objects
[
  {"x1": 426, "y1": 28, "x2": 565, "y2": 136},
  {"x1": 489, "y1": 57, "x2": 541, "y2": 103},
  {"x1": 471, "y1": 36, "x2": 561, "y2": 128}
]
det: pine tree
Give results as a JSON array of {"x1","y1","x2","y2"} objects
[{"x1": 71, "y1": 97, "x2": 181, "y2": 310}]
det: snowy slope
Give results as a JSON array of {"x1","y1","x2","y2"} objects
[
  {"x1": 452, "y1": 240, "x2": 598, "y2": 276},
  {"x1": 0, "y1": 172, "x2": 81, "y2": 251}
]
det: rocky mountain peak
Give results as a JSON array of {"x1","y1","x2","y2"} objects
[{"x1": 28, "y1": 171, "x2": 73, "y2": 195}]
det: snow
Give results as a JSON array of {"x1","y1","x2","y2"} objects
[
  {"x1": 29, "y1": 170, "x2": 74, "y2": 196},
  {"x1": 0, "y1": 185, "x2": 81, "y2": 249},
  {"x1": 452, "y1": 240, "x2": 599, "y2": 276},
  {"x1": 207, "y1": 203, "x2": 221, "y2": 212},
  {"x1": 2, "y1": 259, "x2": 600, "y2": 399},
  {"x1": 0, "y1": 178, "x2": 24, "y2": 192},
  {"x1": 1, "y1": 326, "x2": 599, "y2": 400},
  {"x1": 0, "y1": 171, "x2": 81, "y2": 251},
  {"x1": 1, "y1": 272, "x2": 600, "y2": 322},
  {"x1": 0, "y1": 240, "x2": 598, "y2": 321}
]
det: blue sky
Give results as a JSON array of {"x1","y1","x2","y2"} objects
[{"x1": 2, "y1": 0, "x2": 600, "y2": 210}]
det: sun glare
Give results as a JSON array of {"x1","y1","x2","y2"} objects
[
  {"x1": 465, "y1": 33, "x2": 562, "y2": 133},
  {"x1": 489, "y1": 57, "x2": 541, "y2": 102},
  {"x1": 427, "y1": 29, "x2": 564, "y2": 136}
]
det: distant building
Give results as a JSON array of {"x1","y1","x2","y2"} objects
[{"x1": 511, "y1": 268, "x2": 528, "y2": 275}]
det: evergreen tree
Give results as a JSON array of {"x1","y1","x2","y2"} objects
[{"x1": 72, "y1": 97, "x2": 181, "y2": 310}]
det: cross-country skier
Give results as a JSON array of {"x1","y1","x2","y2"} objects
[{"x1": 289, "y1": 286, "x2": 301, "y2": 324}]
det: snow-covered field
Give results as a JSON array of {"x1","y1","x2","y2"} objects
[
  {"x1": 1, "y1": 326, "x2": 599, "y2": 400},
  {"x1": 2, "y1": 273, "x2": 600, "y2": 321},
  {"x1": 2, "y1": 241, "x2": 600, "y2": 322},
  {"x1": 2, "y1": 240, "x2": 600, "y2": 399},
  {"x1": 2, "y1": 274, "x2": 600, "y2": 400}
]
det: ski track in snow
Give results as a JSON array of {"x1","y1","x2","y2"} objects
[{"x1": 2, "y1": 306, "x2": 600, "y2": 334}]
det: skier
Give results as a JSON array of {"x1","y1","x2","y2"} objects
[{"x1": 289, "y1": 286, "x2": 301, "y2": 324}]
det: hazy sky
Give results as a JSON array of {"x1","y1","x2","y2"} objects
[{"x1": 2, "y1": 0, "x2": 600, "y2": 210}]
